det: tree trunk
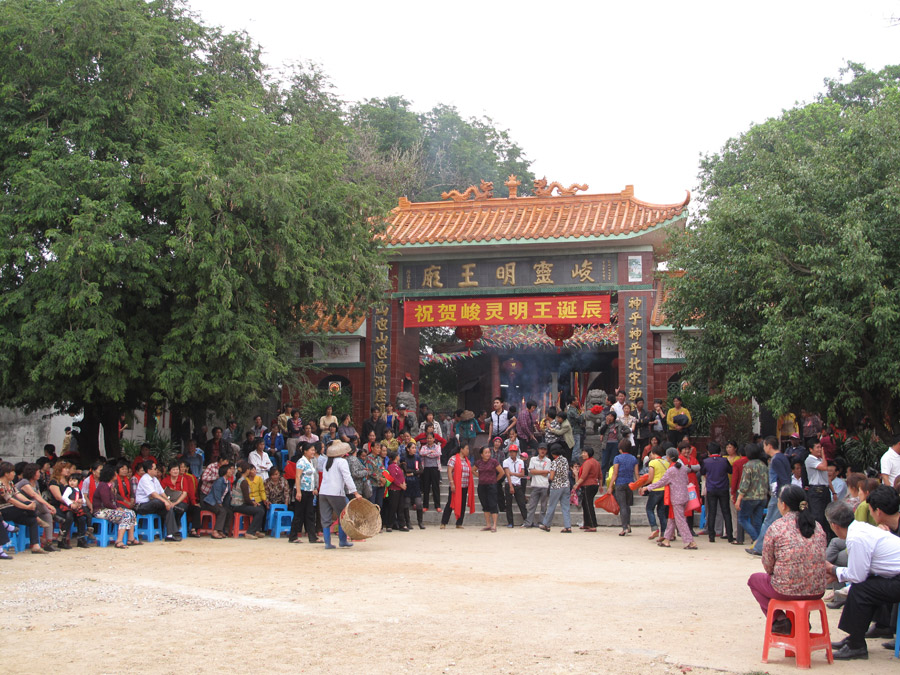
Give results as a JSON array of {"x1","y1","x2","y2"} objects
[
  {"x1": 101, "y1": 404, "x2": 122, "y2": 459},
  {"x1": 76, "y1": 405, "x2": 102, "y2": 468}
]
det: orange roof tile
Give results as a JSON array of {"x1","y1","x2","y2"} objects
[
  {"x1": 651, "y1": 271, "x2": 685, "y2": 327},
  {"x1": 384, "y1": 185, "x2": 690, "y2": 247}
]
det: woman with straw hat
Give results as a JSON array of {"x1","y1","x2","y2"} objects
[{"x1": 319, "y1": 441, "x2": 363, "y2": 549}]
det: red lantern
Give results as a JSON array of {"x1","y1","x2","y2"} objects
[
  {"x1": 455, "y1": 325, "x2": 483, "y2": 355},
  {"x1": 545, "y1": 324, "x2": 575, "y2": 352}
]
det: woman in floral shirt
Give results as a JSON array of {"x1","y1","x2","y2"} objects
[
  {"x1": 747, "y1": 484, "x2": 826, "y2": 634},
  {"x1": 288, "y1": 445, "x2": 321, "y2": 544},
  {"x1": 265, "y1": 467, "x2": 290, "y2": 507}
]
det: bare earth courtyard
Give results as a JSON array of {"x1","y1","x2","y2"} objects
[{"x1": 1, "y1": 527, "x2": 890, "y2": 674}]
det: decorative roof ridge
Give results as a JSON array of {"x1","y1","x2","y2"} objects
[{"x1": 392, "y1": 186, "x2": 691, "y2": 213}]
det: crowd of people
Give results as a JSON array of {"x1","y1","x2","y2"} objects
[{"x1": 2, "y1": 395, "x2": 900, "y2": 661}]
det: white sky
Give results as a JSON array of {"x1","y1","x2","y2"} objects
[{"x1": 186, "y1": 0, "x2": 900, "y2": 204}]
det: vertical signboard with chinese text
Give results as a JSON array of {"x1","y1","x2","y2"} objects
[
  {"x1": 620, "y1": 294, "x2": 647, "y2": 402},
  {"x1": 370, "y1": 304, "x2": 391, "y2": 412}
]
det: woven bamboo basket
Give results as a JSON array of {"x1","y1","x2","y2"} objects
[{"x1": 340, "y1": 498, "x2": 382, "y2": 540}]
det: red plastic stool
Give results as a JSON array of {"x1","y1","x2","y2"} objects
[
  {"x1": 231, "y1": 514, "x2": 248, "y2": 538},
  {"x1": 762, "y1": 598, "x2": 833, "y2": 669},
  {"x1": 198, "y1": 510, "x2": 216, "y2": 536}
]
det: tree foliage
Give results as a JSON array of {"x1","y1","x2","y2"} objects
[
  {"x1": 0, "y1": 0, "x2": 388, "y2": 459},
  {"x1": 665, "y1": 63, "x2": 900, "y2": 439},
  {"x1": 349, "y1": 97, "x2": 535, "y2": 201}
]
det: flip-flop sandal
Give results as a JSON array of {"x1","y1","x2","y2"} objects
[
  {"x1": 658, "y1": 541, "x2": 671, "y2": 547},
  {"x1": 684, "y1": 543, "x2": 698, "y2": 550},
  {"x1": 560, "y1": 528, "x2": 572, "y2": 533},
  {"x1": 481, "y1": 527, "x2": 492, "y2": 531},
  {"x1": 128, "y1": 540, "x2": 143, "y2": 546},
  {"x1": 491, "y1": 527, "x2": 497, "y2": 532},
  {"x1": 115, "y1": 543, "x2": 128, "y2": 549}
]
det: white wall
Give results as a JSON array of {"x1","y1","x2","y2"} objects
[{"x1": 0, "y1": 407, "x2": 79, "y2": 464}]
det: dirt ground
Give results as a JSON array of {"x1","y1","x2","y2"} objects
[{"x1": 1, "y1": 525, "x2": 893, "y2": 674}]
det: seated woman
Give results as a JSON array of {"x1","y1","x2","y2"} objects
[
  {"x1": 15, "y1": 463, "x2": 59, "y2": 551},
  {"x1": 47, "y1": 461, "x2": 77, "y2": 549},
  {"x1": 161, "y1": 462, "x2": 201, "y2": 537},
  {"x1": 114, "y1": 462, "x2": 135, "y2": 509},
  {"x1": 747, "y1": 484, "x2": 827, "y2": 634},
  {"x1": 231, "y1": 462, "x2": 267, "y2": 538},
  {"x1": 200, "y1": 463, "x2": 233, "y2": 539},
  {"x1": 92, "y1": 464, "x2": 138, "y2": 548},
  {"x1": 265, "y1": 466, "x2": 290, "y2": 512},
  {"x1": 0, "y1": 461, "x2": 46, "y2": 554}
]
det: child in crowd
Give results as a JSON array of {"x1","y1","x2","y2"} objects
[
  {"x1": 790, "y1": 461, "x2": 804, "y2": 487},
  {"x1": 59, "y1": 472, "x2": 90, "y2": 548}
]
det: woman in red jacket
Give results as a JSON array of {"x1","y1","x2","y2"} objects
[{"x1": 161, "y1": 462, "x2": 201, "y2": 537}]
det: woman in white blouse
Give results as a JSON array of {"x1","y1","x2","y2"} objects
[{"x1": 319, "y1": 441, "x2": 362, "y2": 549}]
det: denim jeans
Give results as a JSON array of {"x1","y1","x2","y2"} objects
[
  {"x1": 572, "y1": 433, "x2": 583, "y2": 458},
  {"x1": 646, "y1": 489, "x2": 668, "y2": 532},
  {"x1": 738, "y1": 498, "x2": 766, "y2": 542},
  {"x1": 541, "y1": 487, "x2": 571, "y2": 529},
  {"x1": 750, "y1": 493, "x2": 781, "y2": 553}
]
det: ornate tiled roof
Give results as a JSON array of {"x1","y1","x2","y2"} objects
[
  {"x1": 383, "y1": 181, "x2": 690, "y2": 247},
  {"x1": 651, "y1": 271, "x2": 684, "y2": 327}
]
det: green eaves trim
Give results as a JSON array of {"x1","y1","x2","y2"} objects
[
  {"x1": 384, "y1": 213, "x2": 686, "y2": 250},
  {"x1": 390, "y1": 284, "x2": 652, "y2": 299},
  {"x1": 309, "y1": 362, "x2": 365, "y2": 369},
  {"x1": 653, "y1": 358, "x2": 686, "y2": 364}
]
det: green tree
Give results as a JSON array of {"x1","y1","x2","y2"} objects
[
  {"x1": 349, "y1": 99, "x2": 535, "y2": 201},
  {"x1": 665, "y1": 64, "x2": 900, "y2": 440},
  {"x1": 0, "y1": 0, "x2": 387, "y2": 462}
]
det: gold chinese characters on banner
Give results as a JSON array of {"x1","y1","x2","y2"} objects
[
  {"x1": 622, "y1": 295, "x2": 647, "y2": 402},
  {"x1": 403, "y1": 295, "x2": 611, "y2": 328}
]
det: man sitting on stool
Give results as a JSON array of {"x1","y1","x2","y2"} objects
[{"x1": 825, "y1": 499, "x2": 900, "y2": 660}]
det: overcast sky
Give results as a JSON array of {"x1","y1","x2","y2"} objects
[{"x1": 186, "y1": 0, "x2": 900, "y2": 204}]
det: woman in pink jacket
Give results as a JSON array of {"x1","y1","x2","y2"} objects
[{"x1": 641, "y1": 447, "x2": 697, "y2": 549}]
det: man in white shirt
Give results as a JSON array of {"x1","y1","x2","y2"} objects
[
  {"x1": 825, "y1": 500, "x2": 900, "y2": 660},
  {"x1": 502, "y1": 446, "x2": 527, "y2": 528},
  {"x1": 880, "y1": 434, "x2": 900, "y2": 487},
  {"x1": 487, "y1": 397, "x2": 510, "y2": 440},
  {"x1": 611, "y1": 390, "x2": 627, "y2": 421},
  {"x1": 135, "y1": 461, "x2": 184, "y2": 542},
  {"x1": 522, "y1": 443, "x2": 551, "y2": 528}
]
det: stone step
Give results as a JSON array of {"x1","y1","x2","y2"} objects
[{"x1": 391, "y1": 477, "x2": 656, "y2": 528}]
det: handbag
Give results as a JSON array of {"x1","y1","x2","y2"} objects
[
  {"x1": 594, "y1": 491, "x2": 619, "y2": 515},
  {"x1": 684, "y1": 483, "x2": 701, "y2": 515}
]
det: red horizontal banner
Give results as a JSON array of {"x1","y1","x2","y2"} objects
[{"x1": 403, "y1": 295, "x2": 610, "y2": 328}]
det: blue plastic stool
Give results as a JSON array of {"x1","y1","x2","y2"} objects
[
  {"x1": 270, "y1": 510, "x2": 294, "y2": 539},
  {"x1": 9, "y1": 527, "x2": 27, "y2": 552},
  {"x1": 163, "y1": 512, "x2": 188, "y2": 539},
  {"x1": 91, "y1": 518, "x2": 119, "y2": 547},
  {"x1": 267, "y1": 504, "x2": 288, "y2": 531},
  {"x1": 894, "y1": 601, "x2": 900, "y2": 658},
  {"x1": 279, "y1": 448, "x2": 288, "y2": 470},
  {"x1": 135, "y1": 513, "x2": 163, "y2": 542}
]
